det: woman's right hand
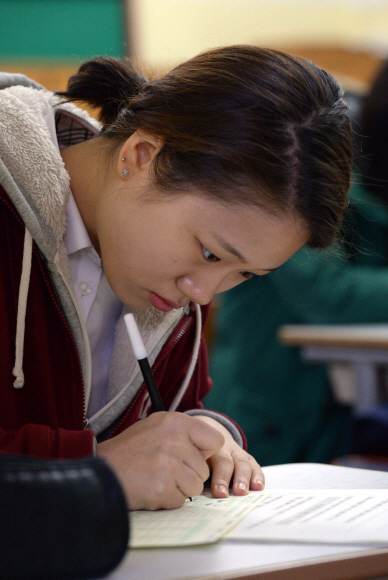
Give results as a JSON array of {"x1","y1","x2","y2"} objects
[{"x1": 96, "y1": 412, "x2": 224, "y2": 510}]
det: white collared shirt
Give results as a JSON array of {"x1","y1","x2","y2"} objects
[
  {"x1": 64, "y1": 193, "x2": 123, "y2": 418},
  {"x1": 45, "y1": 108, "x2": 123, "y2": 420}
]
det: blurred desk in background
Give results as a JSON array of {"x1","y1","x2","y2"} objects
[
  {"x1": 278, "y1": 324, "x2": 388, "y2": 416},
  {"x1": 0, "y1": 63, "x2": 78, "y2": 93}
]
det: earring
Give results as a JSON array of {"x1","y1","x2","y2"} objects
[
  {"x1": 122, "y1": 157, "x2": 126, "y2": 161},
  {"x1": 122, "y1": 169, "x2": 129, "y2": 176}
]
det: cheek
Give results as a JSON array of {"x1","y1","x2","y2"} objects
[
  {"x1": 103, "y1": 232, "x2": 179, "y2": 289},
  {"x1": 215, "y1": 273, "x2": 246, "y2": 295},
  {"x1": 98, "y1": 204, "x2": 188, "y2": 286},
  {"x1": 98, "y1": 225, "x2": 138, "y2": 289}
]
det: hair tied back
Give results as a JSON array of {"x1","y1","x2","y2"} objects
[{"x1": 56, "y1": 56, "x2": 148, "y2": 127}]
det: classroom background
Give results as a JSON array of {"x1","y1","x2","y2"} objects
[
  {"x1": 1, "y1": 0, "x2": 387, "y2": 90},
  {"x1": 2, "y1": 0, "x2": 388, "y2": 470}
]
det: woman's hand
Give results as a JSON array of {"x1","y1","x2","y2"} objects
[
  {"x1": 194, "y1": 415, "x2": 265, "y2": 497},
  {"x1": 96, "y1": 412, "x2": 224, "y2": 511}
]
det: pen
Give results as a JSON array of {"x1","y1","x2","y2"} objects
[
  {"x1": 124, "y1": 313, "x2": 193, "y2": 501},
  {"x1": 124, "y1": 313, "x2": 165, "y2": 412}
]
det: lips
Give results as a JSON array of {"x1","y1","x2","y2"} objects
[{"x1": 149, "y1": 292, "x2": 182, "y2": 312}]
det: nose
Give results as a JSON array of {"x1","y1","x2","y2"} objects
[{"x1": 177, "y1": 272, "x2": 232, "y2": 305}]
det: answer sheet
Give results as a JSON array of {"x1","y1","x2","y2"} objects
[
  {"x1": 129, "y1": 491, "x2": 268, "y2": 548},
  {"x1": 228, "y1": 489, "x2": 388, "y2": 544}
]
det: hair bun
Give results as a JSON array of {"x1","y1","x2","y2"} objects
[{"x1": 57, "y1": 56, "x2": 148, "y2": 126}]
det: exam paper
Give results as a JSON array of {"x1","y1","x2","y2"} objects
[
  {"x1": 129, "y1": 491, "x2": 268, "y2": 548},
  {"x1": 228, "y1": 489, "x2": 388, "y2": 545}
]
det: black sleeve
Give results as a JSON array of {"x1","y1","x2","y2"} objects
[{"x1": 0, "y1": 454, "x2": 129, "y2": 580}]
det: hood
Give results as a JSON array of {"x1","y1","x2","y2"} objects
[
  {"x1": 0, "y1": 76, "x2": 100, "y2": 262},
  {"x1": 0, "y1": 74, "x2": 202, "y2": 433}
]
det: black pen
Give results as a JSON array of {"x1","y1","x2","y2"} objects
[
  {"x1": 124, "y1": 313, "x2": 165, "y2": 412},
  {"x1": 124, "y1": 313, "x2": 193, "y2": 501}
]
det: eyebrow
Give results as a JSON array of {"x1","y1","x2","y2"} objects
[{"x1": 212, "y1": 232, "x2": 280, "y2": 272}]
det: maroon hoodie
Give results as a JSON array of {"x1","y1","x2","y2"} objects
[{"x1": 0, "y1": 184, "x2": 246, "y2": 458}]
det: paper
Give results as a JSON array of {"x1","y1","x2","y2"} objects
[
  {"x1": 228, "y1": 489, "x2": 388, "y2": 545},
  {"x1": 129, "y1": 491, "x2": 268, "y2": 548}
]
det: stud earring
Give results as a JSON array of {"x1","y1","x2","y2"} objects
[
  {"x1": 122, "y1": 169, "x2": 129, "y2": 176},
  {"x1": 122, "y1": 157, "x2": 126, "y2": 161}
]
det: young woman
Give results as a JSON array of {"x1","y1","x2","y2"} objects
[{"x1": 0, "y1": 46, "x2": 353, "y2": 510}]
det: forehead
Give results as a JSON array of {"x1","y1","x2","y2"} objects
[
  {"x1": 170, "y1": 194, "x2": 309, "y2": 268},
  {"x1": 183, "y1": 194, "x2": 302, "y2": 232}
]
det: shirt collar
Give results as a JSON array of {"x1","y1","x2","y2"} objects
[
  {"x1": 64, "y1": 192, "x2": 93, "y2": 255},
  {"x1": 63, "y1": 193, "x2": 101, "y2": 269}
]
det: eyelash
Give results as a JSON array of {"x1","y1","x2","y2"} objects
[
  {"x1": 202, "y1": 246, "x2": 220, "y2": 262},
  {"x1": 241, "y1": 271, "x2": 256, "y2": 280},
  {"x1": 202, "y1": 246, "x2": 257, "y2": 280}
]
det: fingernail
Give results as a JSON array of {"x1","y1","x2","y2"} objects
[
  {"x1": 214, "y1": 484, "x2": 229, "y2": 496},
  {"x1": 253, "y1": 477, "x2": 264, "y2": 489},
  {"x1": 236, "y1": 481, "x2": 248, "y2": 492}
]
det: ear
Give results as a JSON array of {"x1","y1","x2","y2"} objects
[{"x1": 118, "y1": 131, "x2": 163, "y2": 179}]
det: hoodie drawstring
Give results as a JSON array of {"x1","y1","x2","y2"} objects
[
  {"x1": 169, "y1": 302, "x2": 202, "y2": 411},
  {"x1": 11, "y1": 235, "x2": 202, "y2": 396},
  {"x1": 13, "y1": 228, "x2": 33, "y2": 388}
]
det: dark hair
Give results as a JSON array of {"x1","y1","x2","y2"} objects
[
  {"x1": 357, "y1": 60, "x2": 388, "y2": 206},
  {"x1": 57, "y1": 46, "x2": 353, "y2": 249}
]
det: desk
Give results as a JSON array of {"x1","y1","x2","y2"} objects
[
  {"x1": 105, "y1": 463, "x2": 388, "y2": 580},
  {"x1": 278, "y1": 324, "x2": 388, "y2": 415}
]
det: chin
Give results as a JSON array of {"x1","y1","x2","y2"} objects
[{"x1": 124, "y1": 298, "x2": 150, "y2": 310}]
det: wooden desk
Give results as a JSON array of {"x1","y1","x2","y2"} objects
[
  {"x1": 278, "y1": 324, "x2": 388, "y2": 415},
  {"x1": 105, "y1": 463, "x2": 388, "y2": 580}
]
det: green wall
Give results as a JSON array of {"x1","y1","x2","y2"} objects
[{"x1": 0, "y1": 0, "x2": 126, "y2": 60}]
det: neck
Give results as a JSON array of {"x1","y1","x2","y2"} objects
[{"x1": 60, "y1": 137, "x2": 109, "y2": 253}]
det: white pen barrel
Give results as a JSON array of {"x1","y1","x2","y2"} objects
[{"x1": 124, "y1": 313, "x2": 148, "y2": 360}]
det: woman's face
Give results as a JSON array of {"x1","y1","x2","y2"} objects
[{"x1": 94, "y1": 183, "x2": 309, "y2": 312}]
